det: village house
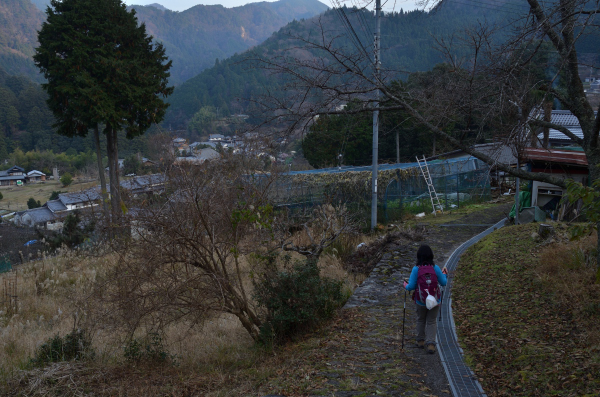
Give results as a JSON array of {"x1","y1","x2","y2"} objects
[
  {"x1": 12, "y1": 189, "x2": 100, "y2": 229},
  {"x1": 12, "y1": 175, "x2": 166, "y2": 229},
  {"x1": 172, "y1": 137, "x2": 189, "y2": 154},
  {"x1": 13, "y1": 207, "x2": 61, "y2": 230},
  {"x1": 0, "y1": 165, "x2": 26, "y2": 186},
  {"x1": 120, "y1": 174, "x2": 165, "y2": 196},
  {"x1": 25, "y1": 170, "x2": 46, "y2": 183}
]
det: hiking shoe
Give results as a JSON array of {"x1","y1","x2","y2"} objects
[
  {"x1": 426, "y1": 344, "x2": 436, "y2": 354},
  {"x1": 417, "y1": 340, "x2": 425, "y2": 349}
]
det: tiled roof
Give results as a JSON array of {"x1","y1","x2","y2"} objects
[
  {"x1": 196, "y1": 148, "x2": 220, "y2": 161},
  {"x1": 46, "y1": 199, "x2": 68, "y2": 212},
  {"x1": 58, "y1": 189, "x2": 102, "y2": 205},
  {"x1": 549, "y1": 110, "x2": 581, "y2": 126},
  {"x1": 0, "y1": 175, "x2": 26, "y2": 180},
  {"x1": 24, "y1": 207, "x2": 57, "y2": 224},
  {"x1": 120, "y1": 174, "x2": 165, "y2": 191},
  {"x1": 537, "y1": 127, "x2": 584, "y2": 142}
]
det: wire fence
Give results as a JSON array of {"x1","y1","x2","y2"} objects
[{"x1": 268, "y1": 157, "x2": 491, "y2": 224}]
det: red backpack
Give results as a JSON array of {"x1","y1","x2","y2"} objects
[{"x1": 414, "y1": 263, "x2": 440, "y2": 303}]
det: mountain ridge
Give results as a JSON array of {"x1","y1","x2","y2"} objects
[
  {"x1": 130, "y1": 0, "x2": 328, "y2": 84},
  {"x1": 0, "y1": 0, "x2": 328, "y2": 85}
]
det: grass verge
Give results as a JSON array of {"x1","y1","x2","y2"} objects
[{"x1": 453, "y1": 223, "x2": 600, "y2": 397}]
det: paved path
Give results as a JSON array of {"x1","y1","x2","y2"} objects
[{"x1": 260, "y1": 202, "x2": 512, "y2": 397}]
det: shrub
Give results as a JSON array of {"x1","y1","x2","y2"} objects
[
  {"x1": 49, "y1": 190, "x2": 64, "y2": 200},
  {"x1": 123, "y1": 333, "x2": 177, "y2": 365},
  {"x1": 27, "y1": 197, "x2": 42, "y2": 209},
  {"x1": 254, "y1": 255, "x2": 346, "y2": 345},
  {"x1": 29, "y1": 329, "x2": 95, "y2": 367},
  {"x1": 44, "y1": 211, "x2": 95, "y2": 250},
  {"x1": 60, "y1": 172, "x2": 73, "y2": 187}
]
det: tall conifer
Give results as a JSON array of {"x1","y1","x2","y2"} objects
[{"x1": 34, "y1": 0, "x2": 173, "y2": 223}]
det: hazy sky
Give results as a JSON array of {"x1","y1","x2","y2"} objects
[{"x1": 124, "y1": 0, "x2": 421, "y2": 12}]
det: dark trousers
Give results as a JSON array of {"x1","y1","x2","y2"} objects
[{"x1": 416, "y1": 304, "x2": 439, "y2": 345}]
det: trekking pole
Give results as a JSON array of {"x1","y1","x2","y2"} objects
[
  {"x1": 439, "y1": 288, "x2": 444, "y2": 322},
  {"x1": 402, "y1": 287, "x2": 407, "y2": 350}
]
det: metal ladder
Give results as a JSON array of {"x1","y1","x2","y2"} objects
[{"x1": 416, "y1": 155, "x2": 444, "y2": 215}]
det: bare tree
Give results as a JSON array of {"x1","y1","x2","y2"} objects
[
  {"x1": 251, "y1": 0, "x2": 600, "y2": 265},
  {"x1": 97, "y1": 154, "x2": 357, "y2": 340},
  {"x1": 277, "y1": 203, "x2": 359, "y2": 261},
  {"x1": 98, "y1": 157, "x2": 272, "y2": 340}
]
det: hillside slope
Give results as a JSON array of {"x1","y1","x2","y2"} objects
[
  {"x1": 0, "y1": 0, "x2": 45, "y2": 81},
  {"x1": 164, "y1": 2, "x2": 500, "y2": 127},
  {"x1": 131, "y1": 0, "x2": 328, "y2": 84}
]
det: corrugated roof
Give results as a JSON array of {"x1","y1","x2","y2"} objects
[
  {"x1": 27, "y1": 170, "x2": 45, "y2": 176},
  {"x1": 282, "y1": 156, "x2": 482, "y2": 176},
  {"x1": 523, "y1": 148, "x2": 588, "y2": 166}
]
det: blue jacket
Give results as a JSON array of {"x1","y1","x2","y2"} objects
[{"x1": 405, "y1": 264, "x2": 447, "y2": 306}]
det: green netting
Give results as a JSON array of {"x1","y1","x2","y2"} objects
[
  {"x1": 0, "y1": 256, "x2": 11, "y2": 274},
  {"x1": 383, "y1": 160, "x2": 492, "y2": 222},
  {"x1": 261, "y1": 157, "x2": 491, "y2": 224}
]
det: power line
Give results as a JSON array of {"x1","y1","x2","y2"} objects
[{"x1": 332, "y1": 1, "x2": 373, "y2": 60}]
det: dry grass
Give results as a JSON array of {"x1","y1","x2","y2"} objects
[
  {"x1": 536, "y1": 230, "x2": 600, "y2": 344},
  {"x1": 0, "y1": 179, "x2": 97, "y2": 212},
  {"x1": 0, "y1": 229, "x2": 366, "y2": 389},
  {"x1": 0, "y1": 250, "x2": 111, "y2": 378}
]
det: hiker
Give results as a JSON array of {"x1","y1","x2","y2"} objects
[{"x1": 403, "y1": 244, "x2": 448, "y2": 354}]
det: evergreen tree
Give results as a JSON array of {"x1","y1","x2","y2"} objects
[{"x1": 34, "y1": 0, "x2": 173, "y2": 222}]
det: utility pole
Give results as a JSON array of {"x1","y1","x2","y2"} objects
[
  {"x1": 396, "y1": 131, "x2": 400, "y2": 163},
  {"x1": 515, "y1": 104, "x2": 522, "y2": 225},
  {"x1": 371, "y1": 0, "x2": 381, "y2": 230}
]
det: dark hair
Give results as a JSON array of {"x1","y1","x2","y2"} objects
[{"x1": 416, "y1": 244, "x2": 434, "y2": 266}]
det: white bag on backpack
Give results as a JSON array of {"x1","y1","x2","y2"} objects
[{"x1": 425, "y1": 289, "x2": 438, "y2": 310}]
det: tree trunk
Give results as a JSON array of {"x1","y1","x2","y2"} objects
[
  {"x1": 396, "y1": 131, "x2": 400, "y2": 163},
  {"x1": 543, "y1": 101, "x2": 552, "y2": 148},
  {"x1": 94, "y1": 124, "x2": 110, "y2": 223},
  {"x1": 106, "y1": 126, "x2": 121, "y2": 225},
  {"x1": 597, "y1": 221, "x2": 600, "y2": 283},
  {"x1": 234, "y1": 309, "x2": 260, "y2": 341}
]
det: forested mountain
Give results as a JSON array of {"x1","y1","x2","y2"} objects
[
  {"x1": 164, "y1": 1, "x2": 506, "y2": 128},
  {"x1": 4, "y1": 0, "x2": 327, "y2": 85},
  {"x1": 0, "y1": 0, "x2": 45, "y2": 81},
  {"x1": 0, "y1": 65, "x2": 151, "y2": 163},
  {"x1": 165, "y1": 0, "x2": 600, "y2": 132},
  {"x1": 129, "y1": 0, "x2": 329, "y2": 84}
]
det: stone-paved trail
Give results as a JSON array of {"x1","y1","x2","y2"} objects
[{"x1": 274, "y1": 203, "x2": 512, "y2": 397}]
